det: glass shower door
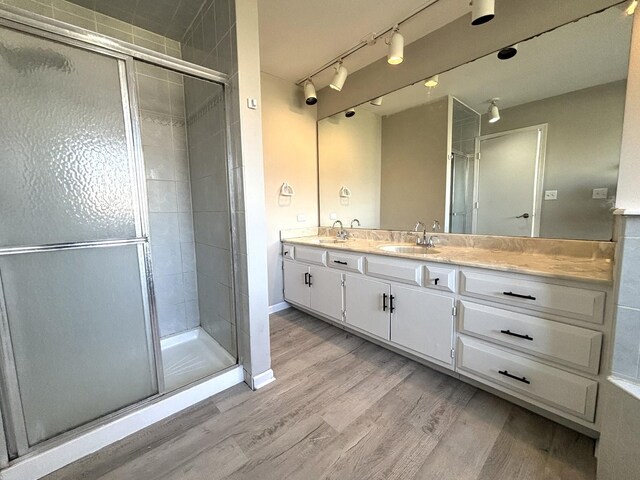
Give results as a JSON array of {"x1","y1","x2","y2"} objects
[{"x1": 0, "y1": 25, "x2": 158, "y2": 456}]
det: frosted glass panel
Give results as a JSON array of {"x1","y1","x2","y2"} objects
[
  {"x1": 0, "y1": 27, "x2": 137, "y2": 247},
  {"x1": 0, "y1": 246, "x2": 157, "y2": 445}
]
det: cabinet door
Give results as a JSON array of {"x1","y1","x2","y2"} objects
[
  {"x1": 309, "y1": 266, "x2": 343, "y2": 321},
  {"x1": 345, "y1": 275, "x2": 390, "y2": 340},
  {"x1": 390, "y1": 285, "x2": 454, "y2": 366},
  {"x1": 284, "y1": 261, "x2": 310, "y2": 308}
]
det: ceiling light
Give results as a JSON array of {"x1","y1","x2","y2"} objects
[
  {"x1": 497, "y1": 44, "x2": 518, "y2": 60},
  {"x1": 488, "y1": 99, "x2": 500, "y2": 123},
  {"x1": 626, "y1": 0, "x2": 638, "y2": 15},
  {"x1": 303, "y1": 79, "x2": 317, "y2": 105},
  {"x1": 345, "y1": 108, "x2": 356, "y2": 118},
  {"x1": 471, "y1": 0, "x2": 495, "y2": 26},
  {"x1": 370, "y1": 97, "x2": 384, "y2": 106},
  {"x1": 424, "y1": 75, "x2": 439, "y2": 87},
  {"x1": 330, "y1": 61, "x2": 348, "y2": 91},
  {"x1": 387, "y1": 26, "x2": 404, "y2": 65}
]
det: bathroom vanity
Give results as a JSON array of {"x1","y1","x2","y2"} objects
[{"x1": 281, "y1": 230, "x2": 614, "y2": 437}]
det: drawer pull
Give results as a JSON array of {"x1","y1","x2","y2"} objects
[
  {"x1": 498, "y1": 369, "x2": 531, "y2": 384},
  {"x1": 304, "y1": 272, "x2": 309, "y2": 285},
  {"x1": 434, "y1": 278, "x2": 440, "y2": 285},
  {"x1": 333, "y1": 260, "x2": 348, "y2": 265},
  {"x1": 500, "y1": 329, "x2": 533, "y2": 341},
  {"x1": 390, "y1": 295, "x2": 396, "y2": 313},
  {"x1": 503, "y1": 291, "x2": 536, "y2": 301},
  {"x1": 382, "y1": 293, "x2": 388, "y2": 312},
  {"x1": 308, "y1": 274, "x2": 313, "y2": 287},
  {"x1": 284, "y1": 251, "x2": 289, "y2": 256}
]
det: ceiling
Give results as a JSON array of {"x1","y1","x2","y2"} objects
[
  {"x1": 66, "y1": 0, "x2": 206, "y2": 41},
  {"x1": 257, "y1": 0, "x2": 471, "y2": 88},
  {"x1": 356, "y1": 6, "x2": 632, "y2": 117}
]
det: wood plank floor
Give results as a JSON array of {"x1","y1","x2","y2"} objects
[{"x1": 46, "y1": 308, "x2": 597, "y2": 480}]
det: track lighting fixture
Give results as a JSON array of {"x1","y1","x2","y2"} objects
[
  {"x1": 488, "y1": 99, "x2": 500, "y2": 123},
  {"x1": 470, "y1": 0, "x2": 495, "y2": 26},
  {"x1": 387, "y1": 26, "x2": 404, "y2": 65},
  {"x1": 345, "y1": 108, "x2": 356, "y2": 118},
  {"x1": 370, "y1": 97, "x2": 384, "y2": 106},
  {"x1": 330, "y1": 61, "x2": 348, "y2": 91},
  {"x1": 626, "y1": 0, "x2": 638, "y2": 15},
  {"x1": 497, "y1": 44, "x2": 518, "y2": 60},
  {"x1": 303, "y1": 79, "x2": 317, "y2": 105},
  {"x1": 424, "y1": 75, "x2": 439, "y2": 88}
]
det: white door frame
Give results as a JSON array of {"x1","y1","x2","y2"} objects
[{"x1": 472, "y1": 124, "x2": 547, "y2": 237}]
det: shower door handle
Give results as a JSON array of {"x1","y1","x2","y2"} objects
[{"x1": 516, "y1": 213, "x2": 530, "y2": 219}]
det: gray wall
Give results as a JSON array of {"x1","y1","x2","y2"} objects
[
  {"x1": 482, "y1": 81, "x2": 625, "y2": 240},
  {"x1": 380, "y1": 97, "x2": 449, "y2": 231}
]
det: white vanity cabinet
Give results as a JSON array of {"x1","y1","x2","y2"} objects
[
  {"x1": 282, "y1": 242, "x2": 610, "y2": 434},
  {"x1": 283, "y1": 260, "x2": 343, "y2": 321}
]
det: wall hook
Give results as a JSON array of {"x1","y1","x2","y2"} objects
[{"x1": 280, "y1": 182, "x2": 295, "y2": 197}]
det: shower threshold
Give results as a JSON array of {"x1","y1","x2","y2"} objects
[{"x1": 161, "y1": 327, "x2": 236, "y2": 392}]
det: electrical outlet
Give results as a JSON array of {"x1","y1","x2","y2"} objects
[
  {"x1": 592, "y1": 188, "x2": 608, "y2": 199},
  {"x1": 329, "y1": 213, "x2": 337, "y2": 220},
  {"x1": 544, "y1": 190, "x2": 558, "y2": 200},
  {"x1": 297, "y1": 214, "x2": 306, "y2": 222}
]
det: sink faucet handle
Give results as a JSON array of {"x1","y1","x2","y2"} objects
[{"x1": 432, "y1": 220, "x2": 441, "y2": 232}]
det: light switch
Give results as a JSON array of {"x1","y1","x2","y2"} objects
[
  {"x1": 247, "y1": 98, "x2": 258, "y2": 110},
  {"x1": 544, "y1": 190, "x2": 558, "y2": 200},
  {"x1": 329, "y1": 213, "x2": 337, "y2": 220},
  {"x1": 297, "y1": 214, "x2": 306, "y2": 222},
  {"x1": 592, "y1": 188, "x2": 608, "y2": 199}
]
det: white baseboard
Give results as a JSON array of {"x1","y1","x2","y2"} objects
[
  {"x1": 249, "y1": 369, "x2": 276, "y2": 390},
  {"x1": 0, "y1": 366, "x2": 244, "y2": 480},
  {"x1": 268, "y1": 301, "x2": 290, "y2": 314}
]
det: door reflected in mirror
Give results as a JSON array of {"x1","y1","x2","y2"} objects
[{"x1": 317, "y1": 6, "x2": 631, "y2": 241}]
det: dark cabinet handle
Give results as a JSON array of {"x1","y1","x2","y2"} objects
[
  {"x1": 308, "y1": 274, "x2": 313, "y2": 287},
  {"x1": 304, "y1": 272, "x2": 309, "y2": 285},
  {"x1": 333, "y1": 260, "x2": 348, "y2": 265},
  {"x1": 390, "y1": 295, "x2": 395, "y2": 313},
  {"x1": 284, "y1": 251, "x2": 289, "y2": 256},
  {"x1": 498, "y1": 370, "x2": 530, "y2": 384},
  {"x1": 500, "y1": 329, "x2": 533, "y2": 341},
  {"x1": 434, "y1": 278, "x2": 440, "y2": 285},
  {"x1": 382, "y1": 293, "x2": 388, "y2": 312},
  {"x1": 503, "y1": 291, "x2": 536, "y2": 301}
]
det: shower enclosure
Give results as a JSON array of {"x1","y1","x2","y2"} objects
[{"x1": 0, "y1": 10, "x2": 237, "y2": 465}]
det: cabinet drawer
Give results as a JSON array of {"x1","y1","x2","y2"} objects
[
  {"x1": 424, "y1": 264, "x2": 456, "y2": 293},
  {"x1": 457, "y1": 336, "x2": 598, "y2": 422},
  {"x1": 459, "y1": 301, "x2": 602, "y2": 374},
  {"x1": 460, "y1": 270, "x2": 605, "y2": 324},
  {"x1": 365, "y1": 256, "x2": 422, "y2": 286},
  {"x1": 327, "y1": 251, "x2": 364, "y2": 273},
  {"x1": 294, "y1": 246, "x2": 327, "y2": 266},
  {"x1": 282, "y1": 244, "x2": 294, "y2": 261}
]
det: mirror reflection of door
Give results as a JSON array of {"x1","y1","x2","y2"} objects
[{"x1": 473, "y1": 125, "x2": 546, "y2": 237}]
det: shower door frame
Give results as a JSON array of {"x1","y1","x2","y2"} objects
[{"x1": 0, "y1": 4, "x2": 239, "y2": 467}]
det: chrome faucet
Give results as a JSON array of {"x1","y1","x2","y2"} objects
[
  {"x1": 332, "y1": 220, "x2": 348, "y2": 240},
  {"x1": 414, "y1": 221, "x2": 427, "y2": 246},
  {"x1": 350, "y1": 218, "x2": 360, "y2": 228},
  {"x1": 428, "y1": 220, "x2": 441, "y2": 248}
]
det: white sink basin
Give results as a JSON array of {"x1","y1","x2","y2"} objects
[{"x1": 379, "y1": 245, "x2": 438, "y2": 254}]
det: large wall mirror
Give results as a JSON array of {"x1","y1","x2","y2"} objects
[{"x1": 318, "y1": 6, "x2": 632, "y2": 240}]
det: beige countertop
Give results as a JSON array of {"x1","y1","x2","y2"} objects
[{"x1": 283, "y1": 236, "x2": 614, "y2": 285}]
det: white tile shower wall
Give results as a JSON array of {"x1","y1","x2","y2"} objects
[
  {"x1": 137, "y1": 63, "x2": 200, "y2": 338},
  {"x1": 183, "y1": 71, "x2": 236, "y2": 357},
  {"x1": 0, "y1": 0, "x2": 183, "y2": 58},
  {"x1": 611, "y1": 215, "x2": 640, "y2": 381},
  {"x1": 182, "y1": 0, "x2": 273, "y2": 383}
]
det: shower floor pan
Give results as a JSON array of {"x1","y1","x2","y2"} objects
[{"x1": 161, "y1": 327, "x2": 236, "y2": 391}]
